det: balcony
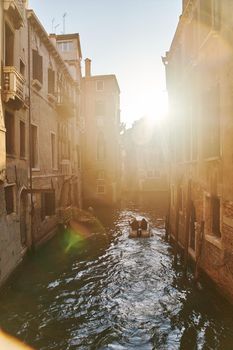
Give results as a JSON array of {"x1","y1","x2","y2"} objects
[
  {"x1": 57, "y1": 93, "x2": 75, "y2": 118},
  {"x1": 3, "y1": 66, "x2": 26, "y2": 110},
  {"x1": 3, "y1": 0, "x2": 25, "y2": 29}
]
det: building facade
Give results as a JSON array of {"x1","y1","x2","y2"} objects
[
  {"x1": 0, "y1": 3, "x2": 84, "y2": 285},
  {"x1": 27, "y1": 11, "x2": 82, "y2": 246},
  {"x1": 165, "y1": 0, "x2": 233, "y2": 302},
  {"x1": 81, "y1": 59, "x2": 121, "y2": 207},
  {"x1": 52, "y1": 33, "x2": 83, "y2": 210},
  {"x1": 0, "y1": 0, "x2": 29, "y2": 283}
]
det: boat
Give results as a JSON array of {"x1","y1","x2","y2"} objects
[
  {"x1": 141, "y1": 226, "x2": 150, "y2": 238},
  {"x1": 129, "y1": 225, "x2": 150, "y2": 238}
]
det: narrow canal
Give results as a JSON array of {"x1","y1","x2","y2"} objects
[{"x1": 0, "y1": 208, "x2": 233, "y2": 350}]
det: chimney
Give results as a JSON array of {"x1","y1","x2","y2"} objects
[
  {"x1": 49, "y1": 34, "x2": 57, "y2": 47},
  {"x1": 85, "y1": 58, "x2": 91, "y2": 77}
]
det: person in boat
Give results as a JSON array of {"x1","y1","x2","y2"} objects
[
  {"x1": 130, "y1": 218, "x2": 139, "y2": 232},
  {"x1": 141, "y1": 218, "x2": 148, "y2": 230}
]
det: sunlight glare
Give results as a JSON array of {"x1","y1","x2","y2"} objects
[
  {"x1": 145, "y1": 90, "x2": 168, "y2": 125},
  {"x1": 123, "y1": 89, "x2": 168, "y2": 127}
]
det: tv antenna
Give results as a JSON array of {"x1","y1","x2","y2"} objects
[
  {"x1": 54, "y1": 23, "x2": 60, "y2": 34},
  {"x1": 52, "y1": 18, "x2": 55, "y2": 32},
  {"x1": 63, "y1": 12, "x2": 67, "y2": 34}
]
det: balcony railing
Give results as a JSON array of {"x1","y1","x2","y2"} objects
[
  {"x1": 57, "y1": 93, "x2": 75, "y2": 118},
  {"x1": 3, "y1": 66, "x2": 26, "y2": 109},
  {"x1": 3, "y1": 0, "x2": 25, "y2": 29}
]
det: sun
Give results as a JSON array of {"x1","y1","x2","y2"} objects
[
  {"x1": 145, "y1": 90, "x2": 168, "y2": 125},
  {"x1": 121, "y1": 88, "x2": 169, "y2": 128}
]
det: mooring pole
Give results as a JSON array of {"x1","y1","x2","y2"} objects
[
  {"x1": 174, "y1": 183, "x2": 180, "y2": 266},
  {"x1": 165, "y1": 186, "x2": 171, "y2": 241},
  {"x1": 184, "y1": 179, "x2": 192, "y2": 276},
  {"x1": 195, "y1": 220, "x2": 204, "y2": 281}
]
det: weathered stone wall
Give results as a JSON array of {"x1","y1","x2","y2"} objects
[
  {"x1": 29, "y1": 18, "x2": 82, "y2": 246},
  {"x1": 166, "y1": 1, "x2": 233, "y2": 303},
  {"x1": 0, "y1": 189, "x2": 26, "y2": 284},
  {"x1": 0, "y1": 2, "x2": 29, "y2": 286}
]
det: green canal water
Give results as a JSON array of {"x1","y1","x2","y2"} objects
[{"x1": 0, "y1": 208, "x2": 233, "y2": 350}]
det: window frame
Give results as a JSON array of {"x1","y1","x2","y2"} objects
[
  {"x1": 4, "y1": 183, "x2": 16, "y2": 215},
  {"x1": 97, "y1": 184, "x2": 105, "y2": 194},
  {"x1": 97, "y1": 170, "x2": 105, "y2": 180},
  {"x1": 57, "y1": 41, "x2": 73, "y2": 52},
  {"x1": 32, "y1": 49, "x2": 43, "y2": 85},
  {"x1": 41, "y1": 190, "x2": 56, "y2": 221},
  {"x1": 48, "y1": 68, "x2": 55, "y2": 96},
  {"x1": 204, "y1": 192, "x2": 222, "y2": 247},
  {"x1": 50, "y1": 132, "x2": 57, "y2": 170},
  {"x1": 20, "y1": 120, "x2": 26, "y2": 159},
  {"x1": 97, "y1": 133, "x2": 106, "y2": 161},
  {"x1": 31, "y1": 123, "x2": 40, "y2": 170},
  {"x1": 5, "y1": 110, "x2": 15, "y2": 156},
  {"x1": 20, "y1": 58, "x2": 26, "y2": 77},
  {"x1": 211, "y1": 195, "x2": 221, "y2": 238},
  {"x1": 5, "y1": 22, "x2": 14, "y2": 66}
]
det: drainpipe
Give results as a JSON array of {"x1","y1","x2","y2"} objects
[{"x1": 27, "y1": 15, "x2": 34, "y2": 248}]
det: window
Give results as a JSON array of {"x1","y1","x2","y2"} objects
[
  {"x1": 76, "y1": 146, "x2": 81, "y2": 169},
  {"x1": 97, "y1": 116, "x2": 104, "y2": 127},
  {"x1": 5, "y1": 185, "x2": 15, "y2": 215},
  {"x1": 202, "y1": 86, "x2": 220, "y2": 159},
  {"x1": 191, "y1": 110, "x2": 198, "y2": 161},
  {"x1": 175, "y1": 120, "x2": 184, "y2": 163},
  {"x1": 32, "y1": 49, "x2": 43, "y2": 84},
  {"x1": 171, "y1": 185, "x2": 175, "y2": 206},
  {"x1": 57, "y1": 41, "x2": 73, "y2": 52},
  {"x1": 95, "y1": 101, "x2": 105, "y2": 116},
  {"x1": 48, "y1": 68, "x2": 55, "y2": 95},
  {"x1": 5, "y1": 23, "x2": 14, "y2": 66},
  {"x1": 200, "y1": 0, "x2": 213, "y2": 28},
  {"x1": 20, "y1": 59, "x2": 25, "y2": 77},
  {"x1": 184, "y1": 112, "x2": 192, "y2": 162},
  {"x1": 213, "y1": 0, "x2": 221, "y2": 31},
  {"x1": 51, "y1": 133, "x2": 56, "y2": 169},
  {"x1": 96, "y1": 80, "x2": 104, "y2": 91},
  {"x1": 31, "y1": 124, "x2": 39, "y2": 169},
  {"x1": 5, "y1": 111, "x2": 15, "y2": 155},
  {"x1": 97, "y1": 185, "x2": 105, "y2": 194},
  {"x1": 97, "y1": 170, "x2": 105, "y2": 180},
  {"x1": 200, "y1": 0, "x2": 221, "y2": 31},
  {"x1": 211, "y1": 196, "x2": 221, "y2": 237},
  {"x1": 183, "y1": 104, "x2": 198, "y2": 162},
  {"x1": 97, "y1": 134, "x2": 106, "y2": 161},
  {"x1": 68, "y1": 140, "x2": 71, "y2": 160},
  {"x1": 20, "y1": 121, "x2": 26, "y2": 158},
  {"x1": 41, "y1": 191, "x2": 55, "y2": 221},
  {"x1": 176, "y1": 186, "x2": 183, "y2": 211}
]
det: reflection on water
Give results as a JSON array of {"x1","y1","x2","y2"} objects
[{"x1": 0, "y1": 208, "x2": 232, "y2": 350}]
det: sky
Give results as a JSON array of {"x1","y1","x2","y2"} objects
[{"x1": 29, "y1": 0, "x2": 181, "y2": 127}]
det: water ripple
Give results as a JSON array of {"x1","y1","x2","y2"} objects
[{"x1": 0, "y1": 208, "x2": 233, "y2": 349}]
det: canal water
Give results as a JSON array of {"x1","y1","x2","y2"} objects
[{"x1": 0, "y1": 208, "x2": 233, "y2": 350}]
